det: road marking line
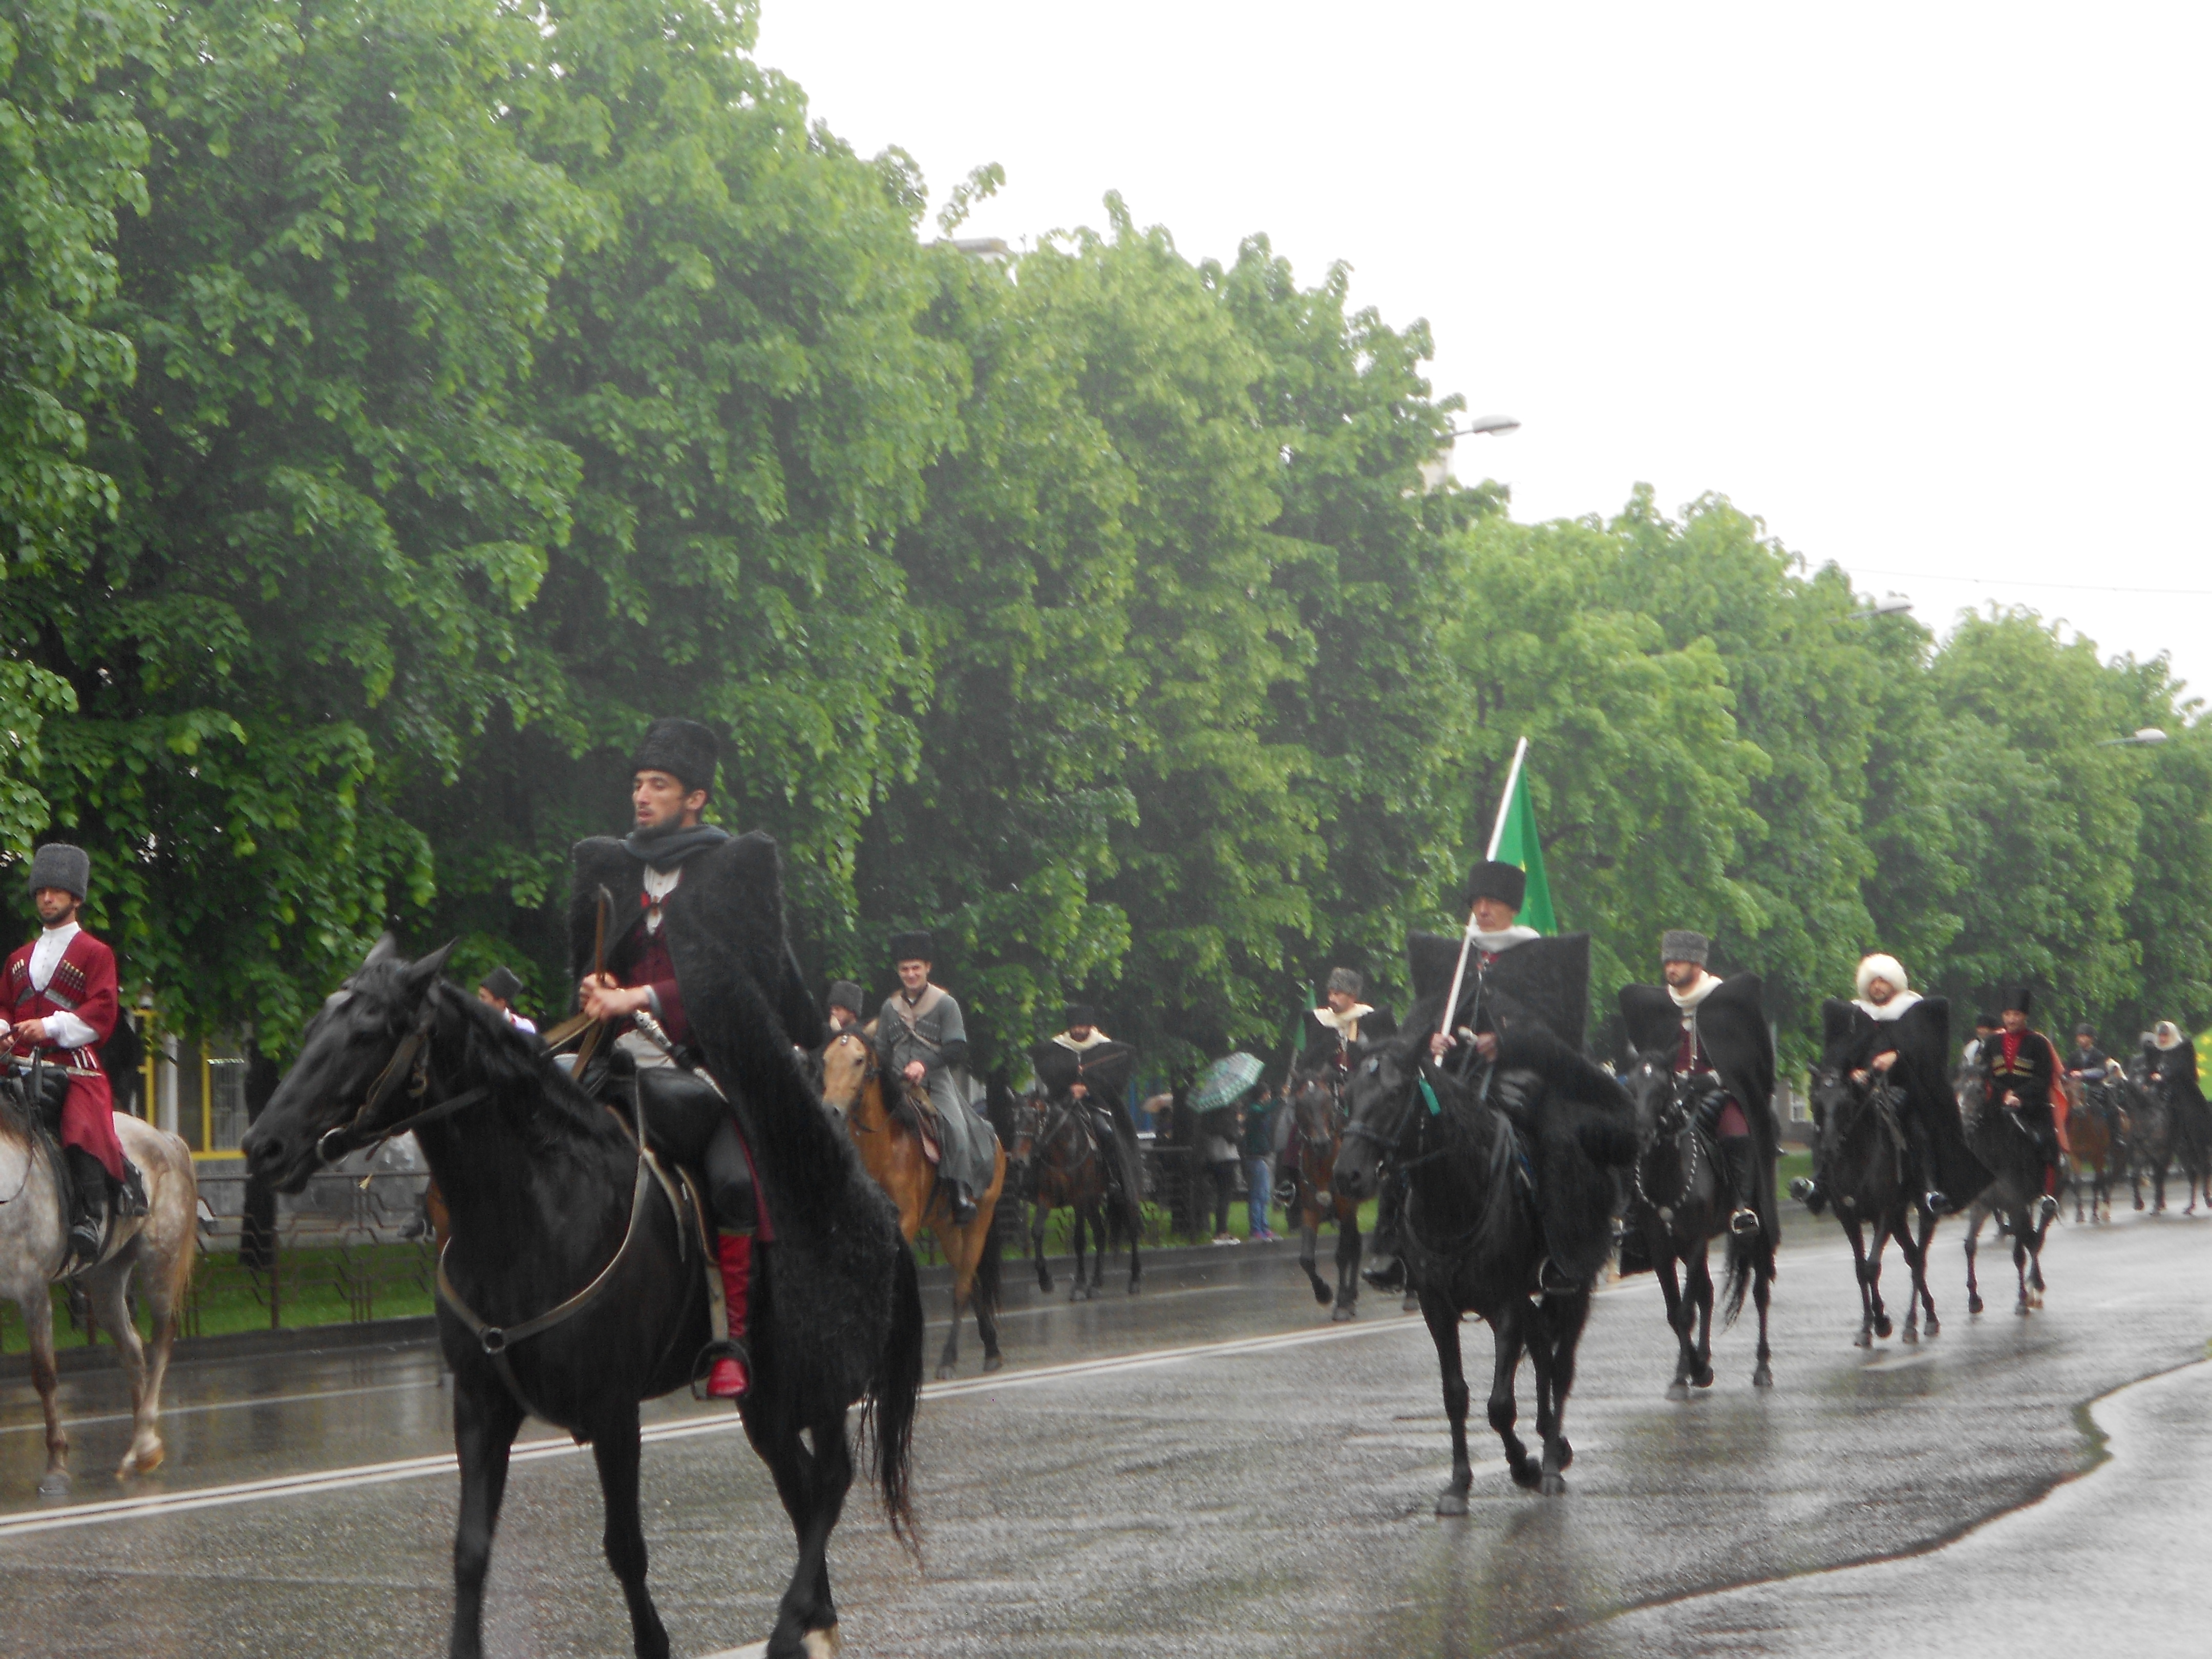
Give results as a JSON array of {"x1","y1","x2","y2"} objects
[
  {"x1": 0, "y1": 1377, "x2": 443, "y2": 1439},
  {"x1": 0, "y1": 1317, "x2": 1431, "y2": 1538}
]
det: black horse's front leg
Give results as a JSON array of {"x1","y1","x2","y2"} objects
[
  {"x1": 1418, "y1": 1286, "x2": 1477, "y2": 1514},
  {"x1": 1534, "y1": 1289, "x2": 1589, "y2": 1495},
  {"x1": 589, "y1": 1405, "x2": 670, "y2": 1659},
  {"x1": 1656, "y1": 1247, "x2": 1695, "y2": 1398},
  {"x1": 1687, "y1": 1244, "x2": 1716, "y2": 1388},
  {"x1": 1485, "y1": 1299, "x2": 1539, "y2": 1491},
  {"x1": 1332, "y1": 1209, "x2": 1360, "y2": 1323},
  {"x1": 1032, "y1": 1198, "x2": 1054, "y2": 1293},
  {"x1": 449, "y1": 1372, "x2": 524, "y2": 1659}
]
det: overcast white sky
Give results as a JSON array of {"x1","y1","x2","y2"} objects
[{"x1": 756, "y1": 2, "x2": 2212, "y2": 709}]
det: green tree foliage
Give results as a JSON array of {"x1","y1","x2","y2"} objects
[{"x1": 0, "y1": 0, "x2": 2204, "y2": 1072}]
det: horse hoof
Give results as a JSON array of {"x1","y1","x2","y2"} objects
[
  {"x1": 1556, "y1": 1438, "x2": 1572, "y2": 1470},
  {"x1": 1435, "y1": 1486, "x2": 1470, "y2": 1517},
  {"x1": 1128, "y1": 1279, "x2": 1140, "y2": 1296},
  {"x1": 2134, "y1": 1200, "x2": 2145, "y2": 1211},
  {"x1": 1753, "y1": 1364, "x2": 1774, "y2": 1389},
  {"x1": 1540, "y1": 1473, "x2": 1567, "y2": 1497},
  {"x1": 934, "y1": 1363, "x2": 956, "y2": 1381},
  {"x1": 1310, "y1": 1282, "x2": 1332, "y2": 1306},
  {"x1": 1508, "y1": 1460, "x2": 1542, "y2": 1491},
  {"x1": 1693, "y1": 1366, "x2": 1715, "y2": 1389},
  {"x1": 1037, "y1": 1274, "x2": 1053, "y2": 1293},
  {"x1": 1402, "y1": 1293, "x2": 1420, "y2": 1314},
  {"x1": 1330, "y1": 1303, "x2": 1355, "y2": 1323},
  {"x1": 982, "y1": 1353, "x2": 1004, "y2": 1374},
  {"x1": 1968, "y1": 1295, "x2": 1984, "y2": 1315},
  {"x1": 1874, "y1": 1315, "x2": 1893, "y2": 1338},
  {"x1": 1666, "y1": 1380, "x2": 1690, "y2": 1401},
  {"x1": 1854, "y1": 1330, "x2": 1873, "y2": 1349},
  {"x1": 118, "y1": 1440, "x2": 164, "y2": 1478},
  {"x1": 801, "y1": 1626, "x2": 843, "y2": 1659},
  {"x1": 36, "y1": 1470, "x2": 70, "y2": 1498},
  {"x1": 1903, "y1": 1325, "x2": 1919, "y2": 1346}
]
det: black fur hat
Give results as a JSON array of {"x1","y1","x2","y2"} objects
[
  {"x1": 630, "y1": 717, "x2": 719, "y2": 796},
  {"x1": 1463, "y1": 859, "x2": 1526, "y2": 911},
  {"x1": 1064, "y1": 1003, "x2": 1101, "y2": 1030},
  {"x1": 825, "y1": 980, "x2": 866, "y2": 1015},
  {"x1": 888, "y1": 930, "x2": 934, "y2": 964},
  {"x1": 1974, "y1": 1010, "x2": 2001, "y2": 1029},
  {"x1": 2002, "y1": 985, "x2": 2033, "y2": 1015},
  {"x1": 27, "y1": 843, "x2": 89, "y2": 900},
  {"x1": 479, "y1": 966, "x2": 523, "y2": 1005}
]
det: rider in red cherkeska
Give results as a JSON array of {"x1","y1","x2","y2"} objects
[
  {"x1": 570, "y1": 718, "x2": 824, "y2": 1401},
  {"x1": 1979, "y1": 985, "x2": 2062, "y2": 1224},
  {"x1": 4, "y1": 844, "x2": 136, "y2": 1265}
]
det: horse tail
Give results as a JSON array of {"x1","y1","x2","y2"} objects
[
  {"x1": 870, "y1": 1242, "x2": 925, "y2": 1555},
  {"x1": 1720, "y1": 1228, "x2": 1754, "y2": 1328}
]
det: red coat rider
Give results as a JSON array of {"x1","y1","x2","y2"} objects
[{"x1": 4, "y1": 843, "x2": 125, "y2": 1264}]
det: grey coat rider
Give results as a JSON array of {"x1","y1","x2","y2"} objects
[{"x1": 875, "y1": 931, "x2": 995, "y2": 1223}]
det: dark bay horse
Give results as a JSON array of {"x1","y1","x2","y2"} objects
[
  {"x1": 1957, "y1": 1068, "x2": 2056, "y2": 1317},
  {"x1": 1618, "y1": 1053, "x2": 1775, "y2": 1394},
  {"x1": 2125, "y1": 1053, "x2": 2210, "y2": 1214},
  {"x1": 2063, "y1": 1073, "x2": 2118, "y2": 1224},
  {"x1": 1335, "y1": 1034, "x2": 1615, "y2": 1504},
  {"x1": 818, "y1": 1028, "x2": 1006, "y2": 1379},
  {"x1": 243, "y1": 941, "x2": 922, "y2": 1659},
  {"x1": 1011, "y1": 1090, "x2": 1140, "y2": 1299},
  {"x1": 1283, "y1": 1059, "x2": 1363, "y2": 1321},
  {"x1": 1807, "y1": 1066, "x2": 1938, "y2": 1346}
]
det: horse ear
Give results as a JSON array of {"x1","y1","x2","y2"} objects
[
  {"x1": 403, "y1": 940, "x2": 458, "y2": 996},
  {"x1": 361, "y1": 933, "x2": 400, "y2": 971}
]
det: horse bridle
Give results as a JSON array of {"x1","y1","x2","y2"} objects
[{"x1": 315, "y1": 991, "x2": 494, "y2": 1166}]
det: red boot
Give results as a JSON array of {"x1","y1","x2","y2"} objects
[{"x1": 707, "y1": 1232, "x2": 752, "y2": 1400}]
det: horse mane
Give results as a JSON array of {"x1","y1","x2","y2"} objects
[
  {"x1": 1410, "y1": 1061, "x2": 1525, "y2": 1268},
  {"x1": 430, "y1": 981, "x2": 629, "y2": 1152}
]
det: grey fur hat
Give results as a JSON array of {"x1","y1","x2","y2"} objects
[
  {"x1": 28, "y1": 843, "x2": 90, "y2": 900},
  {"x1": 1326, "y1": 967, "x2": 1363, "y2": 996},
  {"x1": 825, "y1": 980, "x2": 866, "y2": 1015},
  {"x1": 1660, "y1": 930, "x2": 1710, "y2": 967}
]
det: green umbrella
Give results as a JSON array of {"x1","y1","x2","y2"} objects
[{"x1": 1189, "y1": 1051, "x2": 1264, "y2": 1115}]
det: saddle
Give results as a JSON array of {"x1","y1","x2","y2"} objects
[{"x1": 896, "y1": 1081, "x2": 943, "y2": 1165}]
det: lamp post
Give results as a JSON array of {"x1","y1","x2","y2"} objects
[
  {"x1": 1848, "y1": 593, "x2": 1913, "y2": 622},
  {"x1": 1446, "y1": 414, "x2": 1521, "y2": 440}
]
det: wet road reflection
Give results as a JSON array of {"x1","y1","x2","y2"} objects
[{"x1": 3, "y1": 1209, "x2": 2208, "y2": 1656}]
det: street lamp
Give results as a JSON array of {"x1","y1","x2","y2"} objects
[
  {"x1": 2099, "y1": 727, "x2": 2170, "y2": 748},
  {"x1": 1848, "y1": 593, "x2": 1913, "y2": 621},
  {"x1": 1446, "y1": 414, "x2": 1522, "y2": 439}
]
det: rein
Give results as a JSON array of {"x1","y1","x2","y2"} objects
[
  {"x1": 1630, "y1": 1072, "x2": 1705, "y2": 1216},
  {"x1": 315, "y1": 995, "x2": 494, "y2": 1167}
]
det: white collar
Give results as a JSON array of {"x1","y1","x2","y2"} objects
[
  {"x1": 1312, "y1": 1003, "x2": 1374, "y2": 1036},
  {"x1": 1472, "y1": 925, "x2": 1540, "y2": 954},
  {"x1": 1856, "y1": 990, "x2": 1922, "y2": 1022},
  {"x1": 1053, "y1": 1028, "x2": 1111, "y2": 1052},
  {"x1": 1667, "y1": 971, "x2": 1724, "y2": 1013},
  {"x1": 29, "y1": 921, "x2": 80, "y2": 990},
  {"x1": 2155, "y1": 1032, "x2": 2184, "y2": 1051}
]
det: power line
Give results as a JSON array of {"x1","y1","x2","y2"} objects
[{"x1": 1838, "y1": 565, "x2": 2212, "y2": 598}]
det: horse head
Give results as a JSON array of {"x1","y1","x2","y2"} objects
[
  {"x1": 1807, "y1": 1063, "x2": 1864, "y2": 1162},
  {"x1": 242, "y1": 935, "x2": 457, "y2": 1194},
  {"x1": 817, "y1": 1030, "x2": 875, "y2": 1129},
  {"x1": 1333, "y1": 1038, "x2": 1427, "y2": 1201},
  {"x1": 1617, "y1": 1050, "x2": 1688, "y2": 1141},
  {"x1": 1286, "y1": 1062, "x2": 1343, "y2": 1143}
]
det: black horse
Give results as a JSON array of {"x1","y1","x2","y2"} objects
[
  {"x1": 1334, "y1": 1033, "x2": 1622, "y2": 1505},
  {"x1": 1957, "y1": 1067, "x2": 2057, "y2": 1317},
  {"x1": 2124, "y1": 1053, "x2": 2209, "y2": 1213},
  {"x1": 1618, "y1": 1052, "x2": 1775, "y2": 1395},
  {"x1": 243, "y1": 941, "x2": 922, "y2": 1659},
  {"x1": 1807, "y1": 1065, "x2": 1938, "y2": 1347}
]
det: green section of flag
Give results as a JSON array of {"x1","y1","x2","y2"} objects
[
  {"x1": 1491, "y1": 762, "x2": 1558, "y2": 934},
  {"x1": 1285, "y1": 982, "x2": 1315, "y2": 1057}
]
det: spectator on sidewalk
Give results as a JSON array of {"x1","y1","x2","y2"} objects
[
  {"x1": 1201, "y1": 1105, "x2": 1242, "y2": 1243},
  {"x1": 1242, "y1": 1087, "x2": 1280, "y2": 1240}
]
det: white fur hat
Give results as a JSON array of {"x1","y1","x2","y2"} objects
[
  {"x1": 1856, "y1": 953, "x2": 1909, "y2": 1000},
  {"x1": 2155, "y1": 1020, "x2": 2183, "y2": 1049}
]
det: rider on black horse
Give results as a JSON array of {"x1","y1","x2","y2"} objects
[
  {"x1": 1285, "y1": 968, "x2": 1394, "y2": 1218},
  {"x1": 1617, "y1": 930, "x2": 1775, "y2": 1240},
  {"x1": 1979, "y1": 985, "x2": 2062, "y2": 1221},
  {"x1": 1031, "y1": 1005, "x2": 1141, "y2": 1209},
  {"x1": 2146, "y1": 1018, "x2": 2207, "y2": 1134},
  {"x1": 1390, "y1": 860, "x2": 1633, "y2": 1298},
  {"x1": 1794, "y1": 953, "x2": 1986, "y2": 1221},
  {"x1": 569, "y1": 717, "x2": 825, "y2": 1401}
]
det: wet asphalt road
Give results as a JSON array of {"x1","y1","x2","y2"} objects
[{"x1": 3, "y1": 1205, "x2": 2210, "y2": 1658}]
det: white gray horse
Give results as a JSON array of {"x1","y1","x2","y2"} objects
[{"x1": 1, "y1": 1094, "x2": 197, "y2": 1493}]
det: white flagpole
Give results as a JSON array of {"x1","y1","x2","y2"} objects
[{"x1": 1438, "y1": 736, "x2": 1528, "y2": 1042}]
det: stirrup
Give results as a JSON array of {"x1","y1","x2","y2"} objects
[
  {"x1": 1361, "y1": 1254, "x2": 1405, "y2": 1292},
  {"x1": 690, "y1": 1337, "x2": 752, "y2": 1402},
  {"x1": 2036, "y1": 1194, "x2": 2059, "y2": 1224},
  {"x1": 1788, "y1": 1176, "x2": 1817, "y2": 1202},
  {"x1": 1924, "y1": 1189, "x2": 1949, "y2": 1214},
  {"x1": 1728, "y1": 1206, "x2": 1760, "y2": 1237}
]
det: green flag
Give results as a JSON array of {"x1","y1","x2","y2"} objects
[
  {"x1": 1487, "y1": 740, "x2": 1557, "y2": 935},
  {"x1": 1284, "y1": 982, "x2": 1314, "y2": 1056}
]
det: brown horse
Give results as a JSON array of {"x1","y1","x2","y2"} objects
[
  {"x1": 819, "y1": 1030, "x2": 1006, "y2": 1379},
  {"x1": 1285, "y1": 1060, "x2": 1363, "y2": 1322},
  {"x1": 1011, "y1": 1090, "x2": 1140, "y2": 1300},
  {"x1": 2063, "y1": 1074, "x2": 2117, "y2": 1224}
]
